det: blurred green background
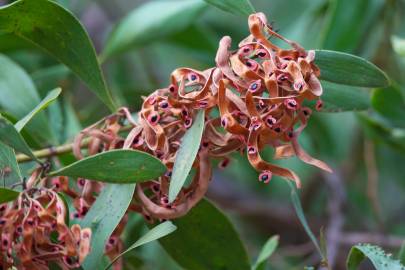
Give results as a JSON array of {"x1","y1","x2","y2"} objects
[{"x1": 1, "y1": 0, "x2": 405, "y2": 269}]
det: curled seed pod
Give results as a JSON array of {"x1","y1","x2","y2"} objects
[
  {"x1": 239, "y1": 44, "x2": 254, "y2": 56},
  {"x1": 147, "y1": 113, "x2": 160, "y2": 125},
  {"x1": 248, "y1": 80, "x2": 262, "y2": 92},
  {"x1": 259, "y1": 171, "x2": 272, "y2": 184},
  {"x1": 316, "y1": 99, "x2": 323, "y2": 111},
  {"x1": 284, "y1": 98, "x2": 299, "y2": 110}
]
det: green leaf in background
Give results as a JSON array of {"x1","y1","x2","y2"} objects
[
  {"x1": 169, "y1": 110, "x2": 205, "y2": 203},
  {"x1": 287, "y1": 181, "x2": 326, "y2": 261},
  {"x1": 252, "y1": 235, "x2": 279, "y2": 270},
  {"x1": 105, "y1": 221, "x2": 177, "y2": 270},
  {"x1": 0, "y1": 0, "x2": 116, "y2": 111},
  {"x1": 358, "y1": 114, "x2": 405, "y2": 153},
  {"x1": 203, "y1": 0, "x2": 255, "y2": 17},
  {"x1": 158, "y1": 199, "x2": 251, "y2": 270},
  {"x1": 50, "y1": 149, "x2": 166, "y2": 183},
  {"x1": 102, "y1": 0, "x2": 207, "y2": 60},
  {"x1": 31, "y1": 65, "x2": 70, "y2": 96},
  {"x1": 315, "y1": 50, "x2": 390, "y2": 88},
  {"x1": 15, "y1": 88, "x2": 62, "y2": 132},
  {"x1": 61, "y1": 96, "x2": 82, "y2": 142},
  {"x1": 371, "y1": 86, "x2": 405, "y2": 128},
  {"x1": 0, "y1": 54, "x2": 55, "y2": 143},
  {"x1": 80, "y1": 183, "x2": 135, "y2": 270},
  {"x1": 320, "y1": 0, "x2": 383, "y2": 52},
  {"x1": 0, "y1": 115, "x2": 39, "y2": 163},
  {"x1": 392, "y1": 36, "x2": 405, "y2": 58},
  {"x1": 0, "y1": 142, "x2": 22, "y2": 188},
  {"x1": 347, "y1": 244, "x2": 405, "y2": 270},
  {"x1": 316, "y1": 81, "x2": 371, "y2": 112},
  {"x1": 0, "y1": 187, "x2": 19, "y2": 203}
]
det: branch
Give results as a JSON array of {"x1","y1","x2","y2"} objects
[
  {"x1": 16, "y1": 137, "x2": 91, "y2": 163},
  {"x1": 16, "y1": 124, "x2": 135, "y2": 163}
]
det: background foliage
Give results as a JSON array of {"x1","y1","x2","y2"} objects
[{"x1": 0, "y1": 0, "x2": 405, "y2": 269}]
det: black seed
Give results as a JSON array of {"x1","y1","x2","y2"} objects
[
  {"x1": 65, "y1": 257, "x2": 73, "y2": 265},
  {"x1": 274, "y1": 127, "x2": 281, "y2": 132},
  {"x1": 150, "y1": 115, "x2": 158, "y2": 123}
]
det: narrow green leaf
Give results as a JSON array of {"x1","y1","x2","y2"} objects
[
  {"x1": 80, "y1": 184, "x2": 135, "y2": 270},
  {"x1": 287, "y1": 181, "x2": 325, "y2": 260},
  {"x1": 311, "y1": 81, "x2": 371, "y2": 112},
  {"x1": 0, "y1": 187, "x2": 19, "y2": 203},
  {"x1": 0, "y1": 54, "x2": 54, "y2": 143},
  {"x1": 399, "y1": 241, "x2": 405, "y2": 265},
  {"x1": 102, "y1": 0, "x2": 207, "y2": 60},
  {"x1": 371, "y1": 86, "x2": 405, "y2": 128},
  {"x1": 105, "y1": 221, "x2": 177, "y2": 270},
  {"x1": 347, "y1": 244, "x2": 405, "y2": 270},
  {"x1": 158, "y1": 199, "x2": 251, "y2": 270},
  {"x1": 50, "y1": 150, "x2": 166, "y2": 183},
  {"x1": 0, "y1": 0, "x2": 116, "y2": 111},
  {"x1": 204, "y1": 0, "x2": 255, "y2": 16},
  {"x1": 0, "y1": 115, "x2": 39, "y2": 162},
  {"x1": 315, "y1": 50, "x2": 390, "y2": 88},
  {"x1": 0, "y1": 142, "x2": 22, "y2": 188},
  {"x1": 252, "y1": 235, "x2": 279, "y2": 270},
  {"x1": 392, "y1": 36, "x2": 405, "y2": 57},
  {"x1": 15, "y1": 88, "x2": 62, "y2": 132},
  {"x1": 169, "y1": 110, "x2": 205, "y2": 203}
]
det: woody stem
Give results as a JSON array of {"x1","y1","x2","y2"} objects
[
  {"x1": 16, "y1": 125, "x2": 134, "y2": 163},
  {"x1": 16, "y1": 137, "x2": 91, "y2": 163}
]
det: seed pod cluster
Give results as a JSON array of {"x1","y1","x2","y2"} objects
[
  {"x1": 0, "y1": 189, "x2": 91, "y2": 269},
  {"x1": 65, "y1": 12, "x2": 332, "y2": 269},
  {"x1": 73, "y1": 12, "x2": 331, "y2": 221}
]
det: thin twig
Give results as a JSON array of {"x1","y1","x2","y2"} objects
[
  {"x1": 324, "y1": 171, "x2": 346, "y2": 268},
  {"x1": 364, "y1": 139, "x2": 384, "y2": 229},
  {"x1": 16, "y1": 125, "x2": 134, "y2": 163},
  {"x1": 16, "y1": 137, "x2": 92, "y2": 163}
]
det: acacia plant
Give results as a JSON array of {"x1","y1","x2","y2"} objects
[{"x1": 0, "y1": 0, "x2": 404, "y2": 270}]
